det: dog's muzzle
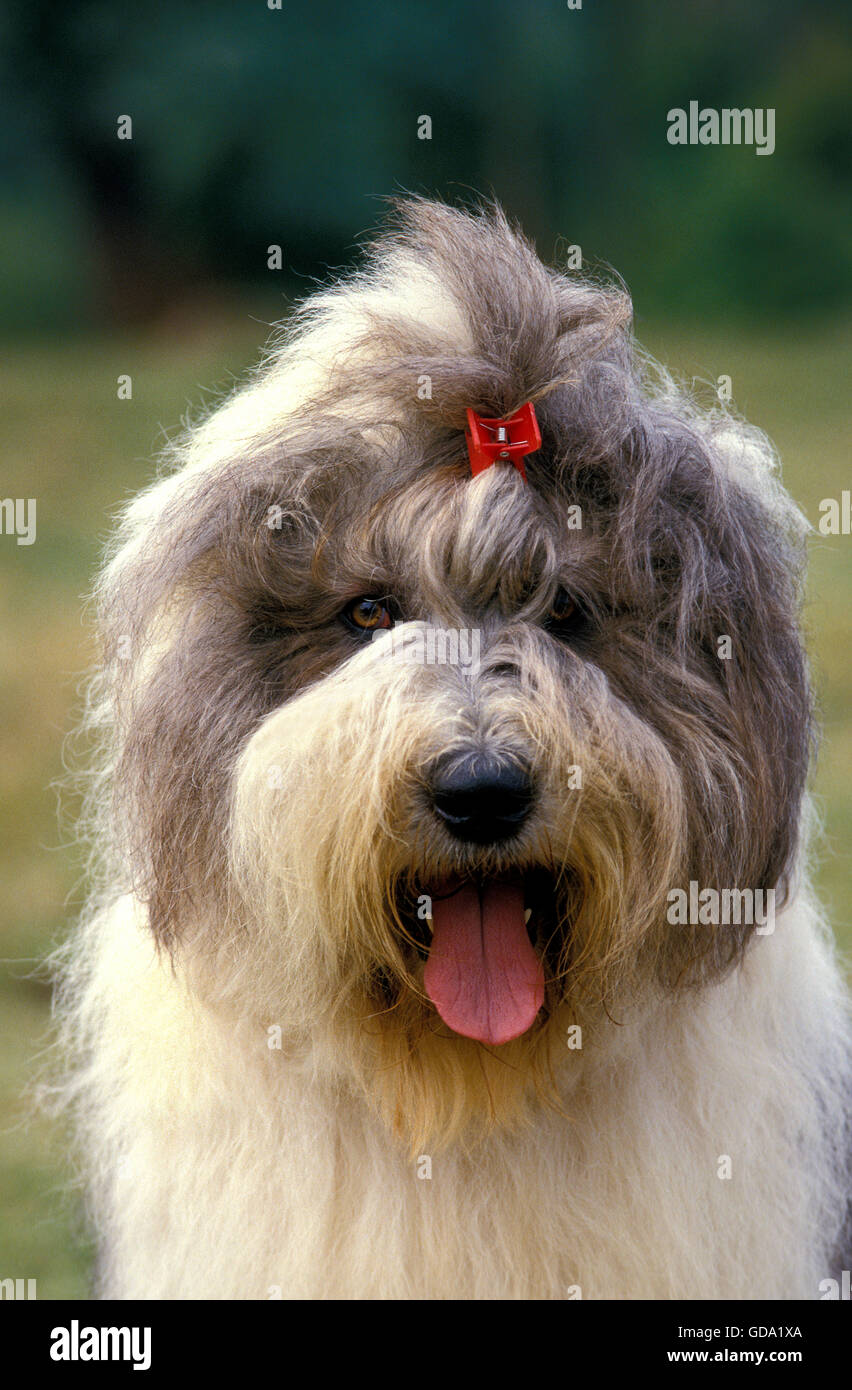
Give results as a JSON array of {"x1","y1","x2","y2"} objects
[
  {"x1": 419, "y1": 754, "x2": 543, "y2": 1046},
  {"x1": 428, "y1": 754, "x2": 534, "y2": 845}
]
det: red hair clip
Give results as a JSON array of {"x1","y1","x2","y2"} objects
[{"x1": 464, "y1": 402, "x2": 541, "y2": 482}]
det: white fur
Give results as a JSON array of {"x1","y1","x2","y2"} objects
[{"x1": 59, "y1": 882, "x2": 849, "y2": 1300}]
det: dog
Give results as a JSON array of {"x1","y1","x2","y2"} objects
[{"x1": 56, "y1": 198, "x2": 851, "y2": 1299}]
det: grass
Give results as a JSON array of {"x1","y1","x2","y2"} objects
[{"x1": 1, "y1": 311, "x2": 849, "y2": 1298}]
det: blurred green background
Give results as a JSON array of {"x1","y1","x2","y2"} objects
[{"x1": 1, "y1": 0, "x2": 849, "y2": 1298}]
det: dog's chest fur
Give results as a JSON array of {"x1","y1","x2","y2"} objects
[{"x1": 80, "y1": 894, "x2": 846, "y2": 1300}]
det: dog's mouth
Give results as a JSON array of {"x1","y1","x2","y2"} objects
[
  {"x1": 423, "y1": 876, "x2": 543, "y2": 1046},
  {"x1": 404, "y1": 871, "x2": 556, "y2": 1047}
]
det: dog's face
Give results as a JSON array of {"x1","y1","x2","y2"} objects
[{"x1": 96, "y1": 201, "x2": 811, "y2": 1145}]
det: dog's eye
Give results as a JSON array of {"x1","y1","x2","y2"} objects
[
  {"x1": 544, "y1": 587, "x2": 592, "y2": 642},
  {"x1": 342, "y1": 597, "x2": 394, "y2": 632},
  {"x1": 548, "y1": 588, "x2": 577, "y2": 624}
]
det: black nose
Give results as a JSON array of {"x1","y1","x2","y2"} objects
[{"x1": 429, "y1": 755, "x2": 534, "y2": 845}]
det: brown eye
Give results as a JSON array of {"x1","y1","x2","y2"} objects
[
  {"x1": 548, "y1": 589, "x2": 576, "y2": 623},
  {"x1": 343, "y1": 597, "x2": 394, "y2": 632}
]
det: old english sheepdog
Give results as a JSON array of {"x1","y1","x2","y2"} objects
[{"x1": 56, "y1": 199, "x2": 851, "y2": 1299}]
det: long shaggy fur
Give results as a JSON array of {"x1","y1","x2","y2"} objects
[{"x1": 54, "y1": 198, "x2": 851, "y2": 1299}]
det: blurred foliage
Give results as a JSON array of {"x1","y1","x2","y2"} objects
[{"x1": 0, "y1": 0, "x2": 850, "y2": 330}]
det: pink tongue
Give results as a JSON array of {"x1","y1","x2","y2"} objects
[{"x1": 424, "y1": 881, "x2": 545, "y2": 1046}]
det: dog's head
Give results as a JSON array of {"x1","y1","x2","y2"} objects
[{"x1": 93, "y1": 200, "x2": 811, "y2": 1145}]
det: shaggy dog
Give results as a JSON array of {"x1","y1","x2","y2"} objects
[{"x1": 57, "y1": 199, "x2": 851, "y2": 1299}]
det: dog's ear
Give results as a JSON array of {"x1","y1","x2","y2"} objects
[
  {"x1": 707, "y1": 457, "x2": 813, "y2": 907},
  {"x1": 92, "y1": 444, "x2": 336, "y2": 949},
  {"x1": 613, "y1": 411, "x2": 813, "y2": 980},
  {"x1": 525, "y1": 333, "x2": 812, "y2": 916},
  {"x1": 688, "y1": 421, "x2": 813, "y2": 917},
  {"x1": 92, "y1": 465, "x2": 265, "y2": 949}
]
